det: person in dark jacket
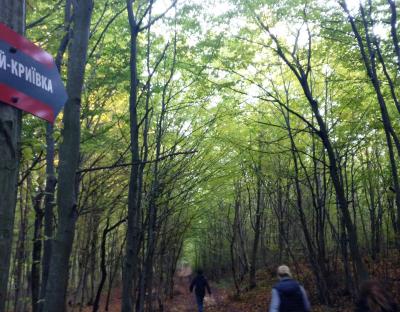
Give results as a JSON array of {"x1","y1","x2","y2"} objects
[
  {"x1": 189, "y1": 269, "x2": 211, "y2": 312},
  {"x1": 355, "y1": 280, "x2": 398, "y2": 312},
  {"x1": 269, "y1": 265, "x2": 311, "y2": 312}
]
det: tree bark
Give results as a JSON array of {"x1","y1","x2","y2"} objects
[
  {"x1": 43, "y1": 1, "x2": 93, "y2": 311},
  {"x1": 31, "y1": 192, "x2": 44, "y2": 312},
  {"x1": 0, "y1": 1, "x2": 25, "y2": 311},
  {"x1": 39, "y1": 3, "x2": 72, "y2": 311},
  {"x1": 93, "y1": 219, "x2": 124, "y2": 312},
  {"x1": 249, "y1": 149, "x2": 263, "y2": 289},
  {"x1": 230, "y1": 205, "x2": 241, "y2": 297},
  {"x1": 122, "y1": 2, "x2": 141, "y2": 311},
  {"x1": 14, "y1": 175, "x2": 29, "y2": 312}
]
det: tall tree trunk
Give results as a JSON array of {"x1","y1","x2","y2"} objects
[
  {"x1": 136, "y1": 22, "x2": 153, "y2": 312},
  {"x1": 43, "y1": 1, "x2": 93, "y2": 311},
  {"x1": 310, "y1": 94, "x2": 368, "y2": 283},
  {"x1": 39, "y1": 3, "x2": 72, "y2": 311},
  {"x1": 0, "y1": 1, "x2": 25, "y2": 311},
  {"x1": 122, "y1": 2, "x2": 141, "y2": 311},
  {"x1": 141, "y1": 28, "x2": 176, "y2": 311}
]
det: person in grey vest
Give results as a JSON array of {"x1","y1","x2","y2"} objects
[{"x1": 269, "y1": 265, "x2": 311, "y2": 312}]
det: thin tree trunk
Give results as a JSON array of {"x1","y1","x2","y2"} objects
[
  {"x1": 230, "y1": 221, "x2": 240, "y2": 296},
  {"x1": 39, "y1": 3, "x2": 72, "y2": 311},
  {"x1": 122, "y1": 2, "x2": 141, "y2": 310},
  {"x1": 142, "y1": 25, "x2": 177, "y2": 311},
  {"x1": 92, "y1": 223, "x2": 108, "y2": 312},
  {"x1": 88, "y1": 213, "x2": 100, "y2": 306},
  {"x1": 39, "y1": 123, "x2": 57, "y2": 311},
  {"x1": 249, "y1": 149, "x2": 263, "y2": 289},
  {"x1": 32, "y1": 192, "x2": 44, "y2": 312},
  {"x1": 14, "y1": 177, "x2": 29, "y2": 312},
  {"x1": 93, "y1": 219, "x2": 124, "y2": 312},
  {"x1": 283, "y1": 106, "x2": 330, "y2": 304}
]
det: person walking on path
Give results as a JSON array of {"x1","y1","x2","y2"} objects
[
  {"x1": 355, "y1": 280, "x2": 398, "y2": 312},
  {"x1": 269, "y1": 265, "x2": 311, "y2": 312},
  {"x1": 189, "y1": 269, "x2": 211, "y2": 312}
]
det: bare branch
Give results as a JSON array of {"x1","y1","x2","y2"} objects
[{"x1": 77, "y1": 150, "x2": 197, "y2": 173}]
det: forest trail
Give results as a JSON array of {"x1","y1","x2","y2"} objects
[
  {"x1": 80, "y1": 266, "x2": 242, "y2": 312},
  {"x1": 79, "y1": 266, "x2": 359, "y2": 312},
  {"x1": 164, "y1": 266, "x2": 240, "y2": 312}
]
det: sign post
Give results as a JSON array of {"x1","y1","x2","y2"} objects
[{"x1": 0, "y1": 23, "x2": 67, "y2": 123}]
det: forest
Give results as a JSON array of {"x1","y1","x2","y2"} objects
[{"x1": 0, "y1": 0, "x2": 400, "y2": 311}]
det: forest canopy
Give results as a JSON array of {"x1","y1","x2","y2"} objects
[{"x1": 0, "y1": 0, "x2": 400, "y2": 311}]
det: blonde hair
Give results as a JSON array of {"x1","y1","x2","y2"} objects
[{"x1": 277, "y1": 265, "x2": 292, "y2": 278}]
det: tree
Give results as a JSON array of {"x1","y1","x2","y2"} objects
[
  {"x1": 0, "y1": 1, "x2": 25, "y2": 311},
  {"x1": 43, "y1": 1, "x2": 93, "y2": 311},
  {"x1": 123, "y1": 1, "x2": 176, "y2": 311}
]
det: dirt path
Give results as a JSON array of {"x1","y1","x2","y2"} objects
[
  {"x1": 80, "y1": 267, "x2": 243, "y2": 312},
  {"x1": 164, "y1": 275, "x2": 231, "y2": 312},
  {"x1": 78, "y1": 266, "x2": 359, "y2": 312},
  {"x1": 164, "y1": 267, "x2": 241, "y2": 312}
]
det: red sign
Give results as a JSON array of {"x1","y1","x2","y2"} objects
[{"x1": 0, "y1": 23, "x2": 67, "y2": 123}]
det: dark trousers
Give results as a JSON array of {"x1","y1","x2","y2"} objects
[{"x1": 195, "y1": 295, "x2": 204, "y2": 312}]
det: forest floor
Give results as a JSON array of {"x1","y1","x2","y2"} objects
[
  {"x1": 163, "y1": 266, "x2": 241, "y2": 312},
  {"x1": 164, "y1": 257, "x2": 400, "y2": 312},
  {"x1": 81, "y1": 256, "x2": 400, "y2": 312},
  {"x1": 164, "y1": 268, "x2": 333, "y2": 312},
  {"x1": 164, "y1": 277, "x2": 240, "y2": 312},
  {"x1": 162, "y1": 265, "x2": 351, "y2": 312}
]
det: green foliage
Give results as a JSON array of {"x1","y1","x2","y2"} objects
[{"x1": 11, "y1": 0, "x2": 400, "y2": 307}]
